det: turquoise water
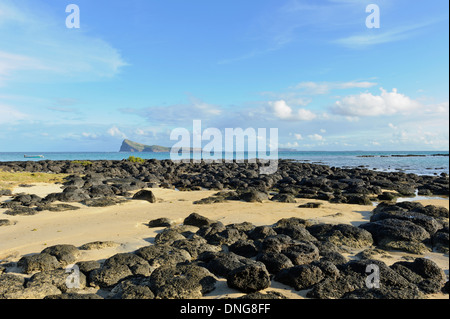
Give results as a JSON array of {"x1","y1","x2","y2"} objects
[{"x1": 0, "y1": 151, "x2": 448, "y2": 176}]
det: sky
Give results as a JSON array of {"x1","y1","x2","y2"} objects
[{"x1": 0, "y1": 0, "x2": 448, "y2": 152}]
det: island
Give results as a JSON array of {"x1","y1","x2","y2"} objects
[
  {"x1": 120, "y1": 139, "x2": 171, "y2": 153},
  {"x1": 120, "y1": 139, "x2": 202, "y2": 153}
]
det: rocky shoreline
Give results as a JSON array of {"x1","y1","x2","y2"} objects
[{"x1": 0, "y1": 159, "x2": 449, "y2": 299}]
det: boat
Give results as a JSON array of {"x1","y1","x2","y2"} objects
[{"x1": 24, "y1": 155, "x2": 44, "y2": 158}]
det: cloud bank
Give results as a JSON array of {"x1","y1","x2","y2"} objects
[{"x1": 333, "y1": 88, "x2": 422, "y2": 117}]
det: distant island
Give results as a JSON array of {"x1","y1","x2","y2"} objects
[
  {"x1": 120, "y1": 139, "x2": 171, "y2": 153},
  {"x1": 120, "y1": 139, "x2": 202, "y2": 153},
  {"x1": 120, "y1": 139, "x2": 300, "y2": 153}
]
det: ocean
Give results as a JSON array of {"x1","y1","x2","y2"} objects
[{"x1": 0, "y1": 151, "x2": 448, "y2": 176}]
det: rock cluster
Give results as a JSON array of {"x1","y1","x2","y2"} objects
[
  {"x1": 0, "y1": 159, "x2": 448, "y2": 299},
  {"x1": 0, "y1": 159, "x2": 448, "y2": 204},
  {"x1": 360, "y1": 201, "x2": 449, "y2": 254},
  {"x1": 1, "y1": 209, "x2": 448, "y2": 299}
]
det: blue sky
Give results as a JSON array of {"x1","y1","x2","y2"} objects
[{"x1": 0, "y1": 0, "x2": 448, "y2": 152}]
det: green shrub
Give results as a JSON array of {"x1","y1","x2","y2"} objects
[
  {"x1": 72, "y1": 160, "x2": 93, "y2": 166},
  {"x1": 127, "y1": 156, "x2": 145, "y2": 163}
]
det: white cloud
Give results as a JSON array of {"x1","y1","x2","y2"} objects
[
  {"x1": 296, "y1": 108, "x2": 317, "y2": 121},
  {"x1": 333, "y1": 88, "x2": 422, "y2": 117},
  {"x1": 294, "y1": 133, "x2": 303, "y2": 140},
  {"x1": 271, "y1": 100, "x2": 292, "y2": 119},
  {"x1": 424, "y1": 101, "x2": 449, "y2": 114},
  {"x1": 436, "y1": 102, "x2": 449, "y2": 113},
  {"x1": 270, "y1": 100, "x2": 316, "y2": 121},
  {"x1": 281, "y1": 142, "x2": 300, "y2": 148},
  {"x1": 335, "y1": 21, "x2": 438, "y2": 48},
  {"x1": 82, "y1": 132, "x2": 98, "y2": 139},
  {"x1": 308, "y1": 134, "x2": 324, "y2": 141},
  {"x1": 107, "y1": 126, "x2": 127, "y2": 139}
]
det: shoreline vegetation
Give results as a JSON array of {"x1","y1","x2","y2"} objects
[
  {"x1": 0, "y1": 159, "x2": 448, "y2": 300},
  {"x1": 0, "y1": 171, "x2": 69, "y2": 191}
]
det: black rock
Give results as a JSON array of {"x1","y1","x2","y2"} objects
[
  {"x1": 298, "y1": 202, "x2": 323, "y2": 208},
  {"x1": 89, "y1": 253, "x2": 151, "y2": 288},
  {"x1": 135, "y1": 245, "x2": 191, "y2": 268},
  {"x1": 247, "y1": 226, "x2": 277, "y2": 240},
  {"x1": 201, "y1": 226, "x2": 247, "y2": 246},
  {"x1": 256, "y1": 252, "x2": 294, "y2": 274},
  {"x1": 239, "y1": 190, "x2": 268, "y2": 203},
  {"x1": 26, "y1": 269, "x2": 87, "y2": 293},
  {"x1": 378, "y1": 192, "x2": 398, "y2": 201},
  {"x1": 76, "y1": 260, "x2": 101, "y2": 276},
  {"x1": 432, "y1": 228, "x2": 449, "y2": 254},
  {"x1": 0, "y1": 189, "x2": 12, "y2": 196},
  {"x1": 392, "y1": 258, "x2": 446, "y2": 284},
  {"x1": 442, "y1": 281, "x2": 449, "y2": 294},
  {"x1": 273, "y1": 224, "x2": 316, "y2": 242},
  {"x1": 18, "y1": 253, "x2": 60, "y2": 274},
  {"x1": 184, "y1": 213, "x2": 213, "y2": 228},
  {"x1": 89, "y1": 185, "x2": 115, "y2": 198},
  {"x1": 308, "y1": 224, "x2": 373, "y2": 248},
  {"x1": 342, "y1": 286, "x2": 423, "y2": 299},
  {"x1": 12, "y1": 194, "x2": 42, "y2": 206},
  {"x1": 45, "y1": 293, "x2": 103, "y2": 299},
  {"x1": 274, "y1": 217, "x2": 312, "y2": 228},
  {"x1": 0, "y1": 274, "x2": 25, "y2": 299},
  {"x1": 227, "y1": 263, "x2": 271, "y2": 293},
  {"x1": 148, "y1": 218, "x2": 173, "y2": 228},
  {"x1": 0, "y1": 219, "x2": 14, "y2": 227},
  {"x1": 306, "y1": 274, "x2": 365, "y2": 299},
  {"x1": 229, "y1": 240, "x2": 258, "y2": 258},
  {"x1": 421, "y1": 205, "x2": 449, "y2": 218},
  {"x1": 132, "y1": 190, "x2": 156, "y2": 203},
  {"x1": 345, "y1": 194, "x2": 372, "y2": 206},
  {"x1": 359, "y1": 219, "x2": 430, "y2": 246},
  {"x1": 109, "y1": 276, "x2": 155, "y2": 299},
  {"x1": 238, "y1": 291, "x2": 288, "y2": 299},
  {"x1": 41, "y1": 244, "x2": 81, "y2": 266},
  {"x1": 274, "y1": 264, "x2": 324, "y2": 291},
  {"x1": 57, "y1": 187, "x2": 90, "y2": 202},
  {"x1": 311, "y1": 260, "x2": 340, "y2": 279},
  {"x1": 260, "y1": 234, "x2": 296, "y2": 254},
  {"x1": 4, "y1": 206, "x2": 37, "y2": 216},
  {"x1": 371, "y1": 203, "x2": 441, "y2": 235},
  {"x1": 281, "y1": 242, "x2": 320, "y2": 265},
  {"x1": 172, "y1": 237, "x2": 220, "y2": 259},
  {"x1": 149, "y1": 264, "x2": 216, "y2": 299},
  {"x1": 270, "y1": 193, "x2": 296, "y2": 203},
  {"x1": 206, "y1": 252, "x2": 258, "y2": 278}
]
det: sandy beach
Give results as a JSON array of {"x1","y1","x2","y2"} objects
[{"x1": 1, "y1": 180, "x2": 448, "y2": 299}]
